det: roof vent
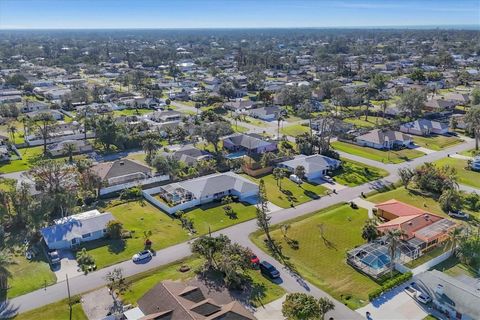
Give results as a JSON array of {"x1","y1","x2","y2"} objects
[{"x1": 119, "y1": 161, "x2": 125, "y2": 166}]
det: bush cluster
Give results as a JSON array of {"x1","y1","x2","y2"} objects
[{"x1": 368, "y1": 272, "x2": 413, "y2": 301}]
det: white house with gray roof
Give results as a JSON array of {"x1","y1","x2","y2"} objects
[
  {"x1": 415, "y1": 270, "x2": 480, "y2": 320},
  {"x1": 400, "y1": 119, "x2": 449, "y2": 136},
  {"x1": 41, "y1": 210, "x2": 114, "y2": 250},
  {"x1": 355, "y1": 129, "x2": 413, "y2": 150},
  {"x1": 143, "y1": 172, "x2": 258, "y2": 214},
  {"x1": 277, "y1": 154, "x2": 341, "y2": 181}
]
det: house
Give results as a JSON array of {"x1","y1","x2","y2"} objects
[
  {"x1": 470, "y1": 156, "x2": 480, "y2": 171},
  {"x1": 148, "y1": 110, "x2": 183, "y2": 123},
  {"x1": 445, "y1": 92, "x2": 470, "y2": 105},
  {"x1": 415, "y1": 270, "x2": 480, "y2": 320},
  {"x1": 375, "y1": 200, "x2": 457, "y2": 253},
  {"x1": 277, "y1": 154, "x2": 341, "y2": 181},
  {"x1": 47, "y1": 139, "x2": 93, "y2": 157},
  {"x1": 124, "y1": 279, "x2": 256, "y2": 320},
  {"x1": 21, "y1": 101, "x2": 49, "y2": 113},
  {"x1": 169, "y1": 144, "x2": 212, "y2": 166},
  {"x1": 147, "y1": 172, "x2": 258, "y2": 214},
  {"x1": 399, "y1": 119, "x2": 449, "y2": 136},
  {"x1": 0, "y1": 145, "x2": 10, "y2": 162},
  {"x1": 40, "y1": 210, "x2": 114, "y2": 250},
  {"x1": 25, "y1": 109, "x2": 64, "y2": 121},
  {"x1": 222, "y1": 133, "x2": 277, "y2": 155},
  {"x1": 424, "y1": 98, "x2": 456, "y2": 112},
  {"x1": 248, "y1": 106, "x2": 282, "y2": 121},
  {"x1": 223, "y1": 100, "x2": 254, "y2": 113},
  {"x1": 311, "y1": 118, "x2": 353, "y2": 134},
  {"x1": 91, "y1": 159, "x2": 153, "y2": 186},
  {"x1": 355, "y1": 129, "x2": 413, "y2": 150}
]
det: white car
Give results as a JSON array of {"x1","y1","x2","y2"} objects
[
  {"x1": 132, "y1": 250, "x2": 152, "y2": 262},
  {"x1": 289, "y1": 174, "x2": 303, "y2": 184},
  {"x1": 416, "y1": 292, "x2": 432, "y2": 304},
  {"x1": 448, "y1": 210, "x2": 469, "y2": 219}
]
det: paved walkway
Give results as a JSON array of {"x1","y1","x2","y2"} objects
[
  {"x1": 352, "y1": 197, "x2": 376, "y2": 218},
  {"x1": 450, "y1": 153, "x2": 473, "y2": 160},
  {"x1": 414, "y1": 146, "x2": 436, "y2": 154}
]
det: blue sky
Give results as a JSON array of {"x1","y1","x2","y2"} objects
[{"x1": 0, "y1": 0, "x2": 479, "y2": 29}]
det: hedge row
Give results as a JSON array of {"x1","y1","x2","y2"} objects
[{"x1": 368, "y1": 272, "x2": 413, "y2": 301}]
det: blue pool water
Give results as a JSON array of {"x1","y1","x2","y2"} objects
[{"x1": 225, "y1": 151, "x2": 247, "y2": 159}]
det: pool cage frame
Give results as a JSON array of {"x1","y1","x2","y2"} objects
[{"x1": 347, "y1": 236, "x2": 421, "y2": 279}]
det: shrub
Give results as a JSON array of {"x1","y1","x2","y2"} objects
[
  {"x1": 368, "y1": 272, "x2": 413, "y2": 301},
  {"x1": 106, "y1": 220, "x2": 124, "y2": 239}
]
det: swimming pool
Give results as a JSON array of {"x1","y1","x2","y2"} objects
[{"x1": 225, "y1": 151, "x2": 247, "y2": 159}]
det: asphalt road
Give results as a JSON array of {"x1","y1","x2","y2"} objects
[{"x1": 5, "y1": 130, "x2": 477, "y2": 319}]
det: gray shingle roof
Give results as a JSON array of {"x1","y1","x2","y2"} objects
[
  {"x1": 279, "y1": 154, "x2": 341, "y2": 175},
  {"x1": 356, "y1": 129, "x2": 412, "y2": 144},
  {"x1": 223, "y1": 133, "x2": 273, "y2": 150}
]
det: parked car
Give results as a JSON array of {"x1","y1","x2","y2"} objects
[
  {"x1": 250, "y1": 254, "x2": 260, "y2": 268},
  {"x1": 289, "y1": 174, "x2": 303, "y2": 184},
  {"x1": 404, "y1": 285, "x2": 419, "y2": 297},
  {"x1": 448, "y1": 210, "x2": 469, "y2": 219},
  {"x1": 259, "y1": 260, "x2": 280, "y2": 279},
  {"x1": 416, "y1": 292, "x2": 432, "y2": 304},
  {"x1": 323, "y1": 175, "x2": 333, "y2": 183},
  {"x1": 48, "y1": 250, "x2": 60, "y2": 265},
  {"x1": 132, "y1": 250, "x2": 152, "y2": 262}
]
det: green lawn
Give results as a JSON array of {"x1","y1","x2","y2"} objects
[
  {"x1": 280, "y1": 124, "x2": 310, "y2": 137},
  {"x1": 405, "y1": 244, "x2": 450, "y2": 269},
  {"x1": 331, "y1": 141, "x2": 424, "y2": 164},
  {"x1": 112, "y1": 108, "x2": 154, "y2": 116},
  {"x1": 333, "y1": 158, "x2": 389, "y2": 187},
  {"x1": 242, "y1": 174, "x2": 328, "y2": 208},
  {"x1": 368, "y1": 186, "x2": 449, "y2": 218},
  {"x1": 434, "y1": 256, "x2": 479, "y2": 278},
  {"x1": 7, "y1": 253, "x2": 57, "y2": 298},
  {"x1": 412, "y1": 135, "x2": 463, "y2": 151},
  {"x1": 13, "y1": 297, "x2": 87, "y2": 320},
  {"x1": 251, "y1": 204, "x2": 380, "y2": 309},
  {"x1": 459, "y1": 149, "x2": 478, "y2": 157},
  {"x1": 85, "y1": 200, "x2": 258, "y2": 268},
  {"x1": 233, "y1": 124, "x2": 249, "y2": 133},
  {"x1": 121, "y1": 256, "x2": 285, "y2": 308},
  {"x1": 0, "y1": 146, "x2": 44, "y2": 173},
  {"x1": 434, "y1": 157, "x2": 480, "y2": 189},
  {"x1": 344, "y1": 116, "x2": 390, "y2": 128}
]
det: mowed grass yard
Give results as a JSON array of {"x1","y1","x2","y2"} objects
[
  {"x1": 333, "y1": 158, "x2": 389, "y2": 187},
  {"x1": 331, "y1": 141, "x2": 424, "y2": 164},
  {"x1": 85, "y1": 200, "x2": 257, "y2": 268},
  {"x1": 344, "y1": 116, "x2": 390, "y2": 128},
  {"x1": 121, "y1": 256, "x2": 285, "y2": 308},
  {"x1": 434, "y1": 157, "x2": 480, "y2": 189},
  {"x1": 412, "y1": 135, "x2": 463, "y2": 151},
  {"x1": 252, "y1": 204, "x2": 380, "y2": 309},
  {"x1": 242, "y1": 173, "x2": 328, "y2": 208},
  {"x1": 280, "y1": 123, "x2": 310, "y2": 137},
  {"x1": 13, "y1": 298, "x2": 87, "y2": 320},
  {"x1": 7, "y1": 252, "x2": 57, "y2": 298},
  {"x1": 0, "y1": 146, "x2": 44, "y2": 173}
]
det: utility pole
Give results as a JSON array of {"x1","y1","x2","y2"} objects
[{"x1": 66, "y1": 274, "x2": 72, "y2": 320}]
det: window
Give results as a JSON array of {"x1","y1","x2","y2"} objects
[{"x1": 82, "y1": 233, "x2": 91, "y2": 239}]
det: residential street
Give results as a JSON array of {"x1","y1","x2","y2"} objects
[{"x1": 7, "y1": 137, "x2": 477, "y2": 319}]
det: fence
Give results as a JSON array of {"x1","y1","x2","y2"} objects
[
  {"x1": 394, "y1": 250, "x2": 453, "y2": 275},
  {"x1": 99, "y1": 175, "x2": 169, "y2": 196}
]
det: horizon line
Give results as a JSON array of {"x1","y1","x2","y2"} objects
[{"x1": 1, "y1": 24, "x2": 479, "y2": 31}]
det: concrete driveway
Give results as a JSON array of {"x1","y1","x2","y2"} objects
[
  {"x1": 53, "y1": 250, "x2": 84, "y2": 282},
  {"x1": 81, "y1": 287, "x2": 115, "y2": 320},
  {"x1": 357, "y1": 284, "x2": 429, "y2": 320},
  {"x1": 254, "y1": 295, "x2": 286, "y2": 320}
]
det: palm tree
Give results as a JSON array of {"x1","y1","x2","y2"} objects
[
  {"x1": 318, "y1": 297, "x2": 335, "y2": 320},
  {"x1": 277, "y1": 115, "x2": 284, "y2": 141},
  {"x1": 7, "y1": 124, "x2": 17, "y2": 142},
  {"x1": 385, "y1": 229, "x2": 404, "y2": 277},
  {"x1": 142, "y1": 138, "x2": 160, "y2": 162},
  {"x1": 0, "y1": 250, "x2": 13, "y2": 291},
  {"x1": 449, "y1": 227, "x2": 463, "y2": 255},
  {"x1": 62, "y1": 142, "x2": 77, "y2": 163}
]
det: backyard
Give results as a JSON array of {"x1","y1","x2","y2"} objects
[
  {"x1": 344, "y1": 116, "x2": 390, "y2": 128},
  {"x1": 242, "y1": 173, "x2": 328, "y2": 208},
  {"x1": 112, "y1": 108, "x2": 154, "y2": 116},
  {"x1": 331, "y1": 141, "x2": 424, "y2": 164},
  {"x1": 412, "y1": 135, "x2": 463, "y2": 151},
  {"x1": 0, "y1": 146, "x2": 44, "y2": 173},
  {"x1": 333, "y1": 158, "x2": 389, "y2": 187},
  {"x1": 251, "y1": 204, "x2": 381, "y2": 309},
  {"x1": 84, "y1": 200, "x2": 258, "y2": 268},
  {"x1": 434, "y1": 157, "x2": 480, "y2": 189}
]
